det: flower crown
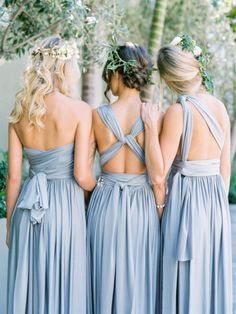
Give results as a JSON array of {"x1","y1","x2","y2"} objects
[
  {"x1": 170, "y1": 34, "x2": 214, "y2": 93},
  {"x1": 31, "y1": 42, "x2": 79, "y2": 61},
  {"x1": 106, "y1": 42, "x2": 137, "y2": 72},
  {"x1": 105, "y1": 42, "x2": 155, "y2": 85}
]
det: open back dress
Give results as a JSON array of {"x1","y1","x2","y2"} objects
[
  {"x1": 87, "y1": 105, "x2": 160, "y2": 314},
  {"x1": 161, "y1": 95, "x2": 232, "y2": 314}
]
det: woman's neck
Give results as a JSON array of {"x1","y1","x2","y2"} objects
[
  {"x1": 117, "y1": 88, "x2": 141, "y2": 105},
  {"x1": 191, "y1": 86, "x2": 208, "y2": 97}
]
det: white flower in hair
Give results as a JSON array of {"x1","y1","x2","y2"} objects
[
  {"x1": 193, "y1": 45, "x2": 202, "y2": 57},
  {"x1": 32, "y1": 41, "x2": 79, "y2": 60},
  {"x1": 170, "y1": 36, "x2": 182, "y2": 46},
  {"x1": 125, "y1": 42, "x2": 136, "y2": 48}
]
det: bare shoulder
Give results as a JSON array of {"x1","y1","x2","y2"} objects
[
  {"x1": 165, "y1": 102, "x2": 183, "y2": 115},
  {"x1": 160, "y1": 103, "x2": 183, "y2": 139},
  {"x1": 8, "y1": 122, "x2": 18, "y2": 135},
  {"x1": 69, "y1": 99, "x2": 92, "y2": 120},
  {"x1": 211, "y1": 96, "x2": 230, "y2": 127},
  {"x1": 164, "y1": 102, "x2": 183, "y2": 124},
  {"x1": 71, "y1": 99, "x2": 91, "y2": 113},
  {"x1": 216, "y1": 99, "x2": 229, "y2": 117}
]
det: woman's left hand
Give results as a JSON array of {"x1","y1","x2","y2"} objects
[{"x1": 141, "y1": 102, "x2": 164, "y2": 134}]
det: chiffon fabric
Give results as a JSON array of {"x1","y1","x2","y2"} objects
[
  {"x1": 7, "y1": 144, "x2": 86, "y2": 314},
  {"x1": 87, "y1": 105, "x2": 160, "y2": 314},
  {"x1": 161, "y1": 95, "x2": 232, "y2": 314}
]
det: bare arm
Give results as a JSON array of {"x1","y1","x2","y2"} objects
[
  {"x1": 142, "y1": 103, "x2": 183, "y2": 213},
  {"x1": 220, "y1": 113, "x2": 231, "y2": 194},
  {"x1": 6, "y1": 124, "x2": 23, "y2": 245},
  {"x1": 84, "y1": 123, "x2": 97, "y2": 204},
  {"x1": 89, "y1": 123, "x2": 97, "y2": 172},
  {"x1": 74, "y1": 102, "x2": 96, "y2": 191}
]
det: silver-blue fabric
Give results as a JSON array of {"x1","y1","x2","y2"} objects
[
  {"x1": 87, "y1": 105, "x2": 160, "y2": 314},
  {"x1": 97, "y1": 105, "x2": 145, "y2": 166},
  {"x1": 7, "y1": 144, "x2": 86, "y2": 314},
  {"x1": 161, "y1": 95, "x2": 232, "y2": 314}
]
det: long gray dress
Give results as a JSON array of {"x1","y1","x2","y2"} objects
[
  {"x1": 161, "y1": 95, "x2": 232, "y2": 314},
  {"x1": 87, "y1": 105, "x2": 160, "y2": 314},
  {"x1": 7, "y1": 144, "x2": 86, "y2": 314}
]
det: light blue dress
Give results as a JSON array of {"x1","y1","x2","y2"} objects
[
  {"x1": 87, "y1": 105, "x2": 160, "y2": 314},
  {"x1": 161, "y1": 95, "x2": 232, "y2": 314},
  {"x1": 7, "y1": 144, "x2": 86, "y2": 314}
]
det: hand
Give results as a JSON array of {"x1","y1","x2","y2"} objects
[{"x1": 141, "y1": 102, "x2": 164, "y2": 134}]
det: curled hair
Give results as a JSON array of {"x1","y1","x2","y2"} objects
[
  {"x1": 157, "y1": 45, "x2": 201, "y2": 95},
  {"x1": 10, "y1": 35, "x2": 80, "y2": 128},
  {"x1": 102, "y1": 43, "x2": 153, "y2": 101}
]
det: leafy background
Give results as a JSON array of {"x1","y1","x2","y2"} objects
[{"x1": 0, "y1": 0, "x2": 236, "y2": 218}]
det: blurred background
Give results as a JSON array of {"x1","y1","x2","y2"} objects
[{"x1": 0, "y1": 0, "x2": 236, "y2": 313}]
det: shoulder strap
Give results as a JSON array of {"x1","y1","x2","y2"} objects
[
  {"x1": 186, "y1": 96, "x2": 225, "y2": 150},
  {"x1": 125, "y1": 117, "x2": 145, "y2": 163},
  {"x1": 177, "y1": 95, "x2": 193, "y2": 161},
  {"x1": 97, "y1": 105, "x2": 124, "y2": 141},
  {"x1": 97, "y1": 105, "x2": 145, "y2": 166}
]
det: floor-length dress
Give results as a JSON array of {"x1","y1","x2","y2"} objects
[
  {"x1": 161, "y1": 95, "x2": 232, "y2": 314},
  {"x1": 7, "y1": 144, "x2": 86, "y2": 314},
  {"x1": 87, "y1": 105, "x2": 160, "y2": 314}
]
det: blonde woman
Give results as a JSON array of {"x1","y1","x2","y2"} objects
[
  {"x1": 7, "y1": 36, "x2": 96, "y2": 314},
  {"x1": 142, "y1": 35, "x2": 232, "y2": 314}
]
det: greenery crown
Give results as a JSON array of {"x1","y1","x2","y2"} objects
[
  {"x1": 170, "y1": 34, "x2": 214, "y2": 93},
  {"x1": 105, "y1": 42, "x2": 155, "y2": 85}
]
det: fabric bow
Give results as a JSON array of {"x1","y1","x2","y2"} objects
[{"x1": 17, "y1": 172, "x2": 48, "y2": 224}]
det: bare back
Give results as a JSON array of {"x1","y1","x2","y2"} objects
[
  {"x1": 184, "y1": 94, "x2": 228, "y2": 161},
  {"x1": 158, "y1": 92, "x2": 230, "y2": 190},
  {"x1": 8, "y1": 90, "x2": 95, "y2": 193},
  {"x1": 93, "y1": 101, "x2": 146, "y2": 174},
  {"x1": 14, "y1": 91, "x2": 83, "y2": 150}
]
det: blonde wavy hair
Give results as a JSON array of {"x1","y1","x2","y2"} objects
[
  {"x1": 10, "y1": 35, "x2": 80, "y2": 128},
  {"x1": 157, "y1": 45, "x2": 202, "y2": 95}
]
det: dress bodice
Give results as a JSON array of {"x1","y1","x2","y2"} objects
[
  {"x1": 24, "y1": 143, "x2": 74, "y2": 179},
  {"x1": 17, "y1": 143, "x2": 75, "y2": 224},
  {"x1": 97, "y1": 105, "x2": 145, "y2": 166},
  {"x1": 172, "y1": 95, "x2": 225, "y2": 177}
]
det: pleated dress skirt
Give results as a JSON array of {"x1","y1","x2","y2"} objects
[
  {"x1": 7, "y1": 144, "x2": 87, "y2": 314},
  {"x1": 161, "y1": 169, "x2": 232, "y2": 314},
  {"x1": 87, "y1": 171, "x2": 160, "y2": 314}
]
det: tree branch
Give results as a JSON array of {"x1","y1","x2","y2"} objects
[
  {"x1": 1, "y1": 0, "x2": 31, "y2": 52},
  {"x1": 3, "y1": 18, "x2": 65, "y2": 53}
]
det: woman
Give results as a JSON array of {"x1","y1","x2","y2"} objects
[
  {"x1": 7, "y1": 35, "x2": 96, "y2": 314},
  {"x1": 142, "y1": 35, "x2": 232, "y2": 314},
  {"x1": 87, "y1": 43, "x2": 160, "y2": 314}
]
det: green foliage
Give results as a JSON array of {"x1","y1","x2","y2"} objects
[
  {"x1": 161, "y1": 0, "x2": 236, "y2": 112},
  {"x1": 103, "y1": 40, "x2": 155, "y2": 87},
  {"x1": 180, "y1": 34, "x2": 195, "y2": 51},
  {"x1": 0, "y1": 0, "x2": 128, "y2": 72},
  {"x1": 175, "y1": 34, "x2": 214, "y2": 93},
  {"x1": 229, "y1": 173, "x2": 236, "y2": 204},
  {"x1": 211, "y1": 0, "x2": 220, "y2": 8},
  {"x1": 124, "y1": 0, "x2": 154, "y2": 46},
  {"x1": 0, "y1": 151, "x2": 29, "y2": 219},
  {"x1": 0, "y1": 0, "x2": 90, "y2": 60},
  {"x1": 0, "y1": 152, "x2": 8, "y2": 219},
  {"x1": 104, "y1": 40, "x2": 136, "y2": 72},
  {"x1": 226, "y1": 6, "x2": 236, "y2": 33},
  {"x1": 106, "y1": 47, "x2": 136, "y2": 73},
  {"x1": 80, "y1": 1, "x2": 128, "y2": 70}
]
